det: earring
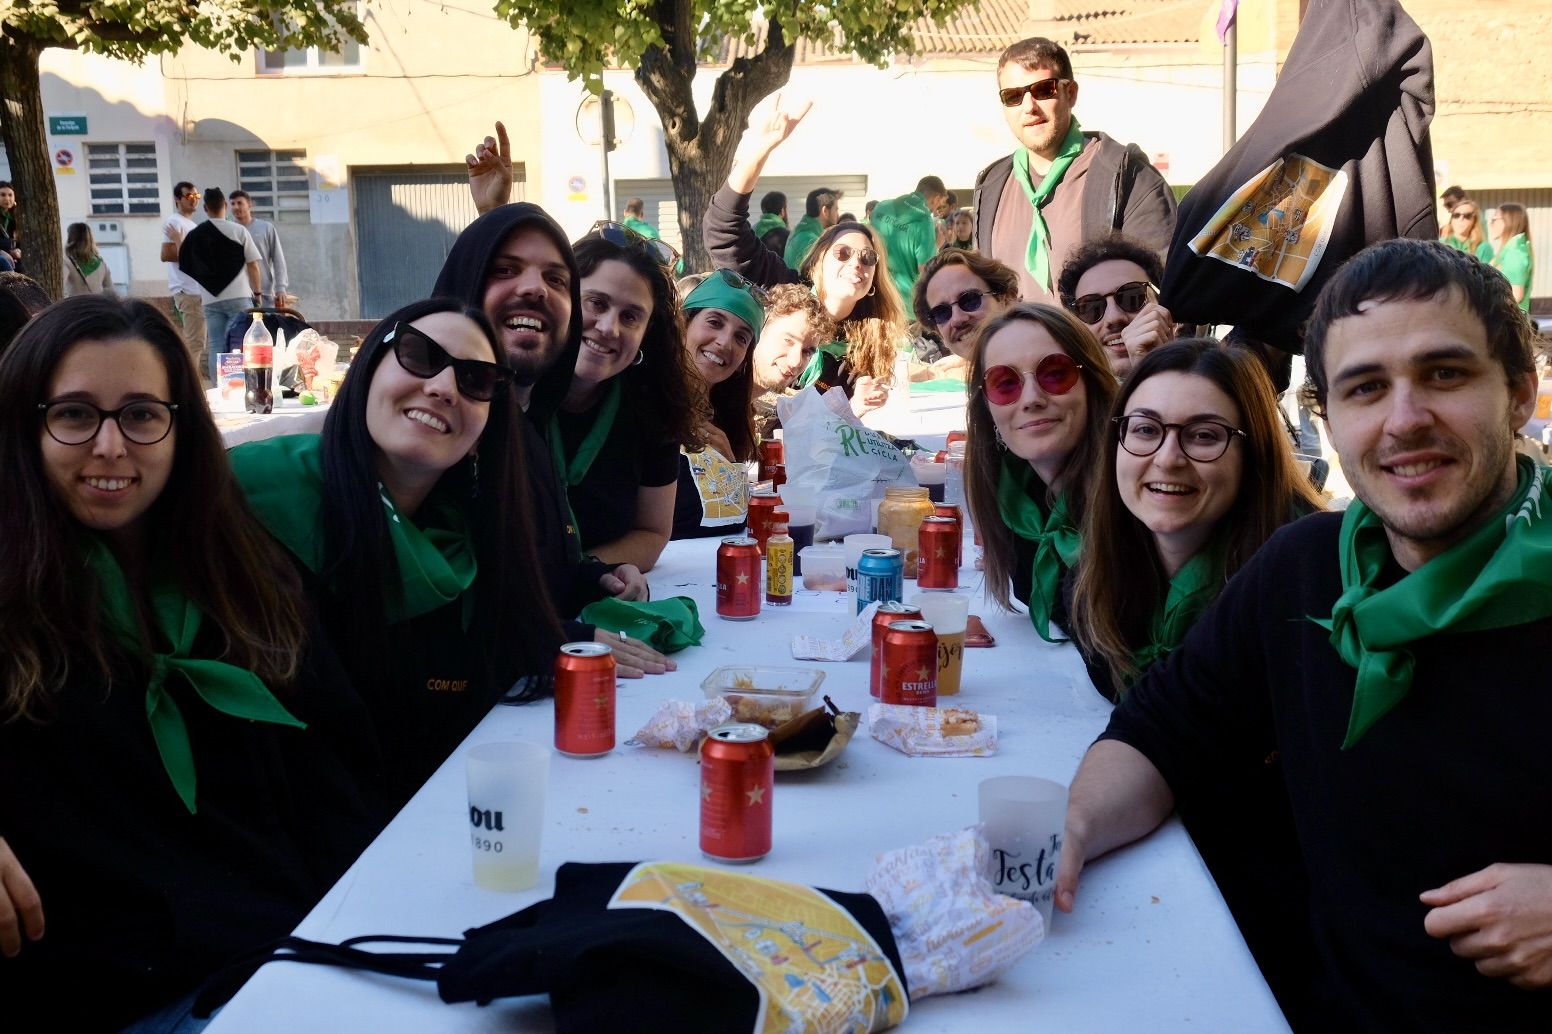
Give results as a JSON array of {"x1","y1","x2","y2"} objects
[
  {"x1": 632, "y1": 349, "x2": 646, "y2": 367},
  {"x1": 866, "y1": 284, "x2": 876, "y2": 297},
  {"x1": 468, "y1": 451, "x2": 481, "y2": 498}
]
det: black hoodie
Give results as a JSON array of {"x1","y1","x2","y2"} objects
[{"x1": 432, "y1": 203, "x2": 612, "y2": 631}]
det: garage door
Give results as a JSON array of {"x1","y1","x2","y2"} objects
[{"x1": 616, "y1": 174, "x2": 870, "y2": 256}]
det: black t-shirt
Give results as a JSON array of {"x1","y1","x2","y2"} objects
[
  {"x1": 672, "y1": 447, "x2": 750, "y2": 540},
  {"x1": 554, "y1": 395, "x2": 679, "y2": 552},
  {"x1": 1102, "y1": 512, "x2": 1552, "y2": 1033}
]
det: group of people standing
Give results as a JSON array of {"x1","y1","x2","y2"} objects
[{"x1": 1438, "y1": 184, "x2": 1536, "y2": 312}]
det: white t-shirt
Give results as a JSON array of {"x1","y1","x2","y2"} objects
[
  {"x1": 195, "y1": 218, "x2": 263, "y2": 304},
  {"x1": 162, "y1": 212, "x2": 199, "y2": 294}
]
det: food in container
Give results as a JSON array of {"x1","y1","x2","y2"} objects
[
  {"x1": 701, "y1": 664, "x2": 825, "y2": 729},
  {"x1": 798, "y1": 544, "x2": 846, "y2": 590}
]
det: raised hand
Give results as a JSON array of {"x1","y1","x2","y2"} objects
[{"x1": 466, "y1": 121, "x2": 513, "y2": 214}]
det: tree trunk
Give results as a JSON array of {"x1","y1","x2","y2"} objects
[
  {"x1": 0, "y1": 32, "x2": 62, "y2": 300},
  {"x1": 636, "y1": 8, "x2": 795, "y2": 274}
]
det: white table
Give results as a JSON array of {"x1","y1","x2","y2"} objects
[
  {"x1": 209, "y1": 389, "x2": 331, "y2": 448},
  {"x1": 209, "y1": 541, "x2": 1290, "y2": 1034}
]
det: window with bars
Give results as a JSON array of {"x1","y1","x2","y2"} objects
[
  {"x1": 236, "y1": 149, "x2": 311, "y2": 224},
  {"x1": 86, "y1": 143, "x2": 160, "y2": 216},
  {"x1": 258, "y1": 4, "x2": 363, "y2": 73}
]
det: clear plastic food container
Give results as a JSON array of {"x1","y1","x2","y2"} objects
[
  {"x1": 701, "y1": 664, "x2": 826, "y2": 728},
  {"x1": 798, "y1": 545, "x2": 846, "y2": 591}
]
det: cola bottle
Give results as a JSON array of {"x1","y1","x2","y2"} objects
[{"x1": 243, "y1": 315, "x2": 274, "y2": 414}]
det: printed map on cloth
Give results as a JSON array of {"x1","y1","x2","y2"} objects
[
  {"x1": 609, "y1": 862, "x2": 908, "y2": 1033},
  {"x1": 1187, "y1": 153, "x2": 1348, "y2": 292},
  {"x1": 685, "y1": 446, "x2": 750, "y2": 526}
]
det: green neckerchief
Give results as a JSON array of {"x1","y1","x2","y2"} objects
[
  {"x1": 753, "y1": 212, "x2": 788, "y2": 239},
  {"x1": 996, "y1": 457, "x2": 1080, "y2": 642},
  {"x1": 578, "y1": 596, "x2": 706, "y2": 654},
  {"x1": 230, "y1": 434, "x2": 478, "y2": 626},
  {"x1": 73, "y1": 254, "x2": 103, "y2": 277},
  {"x1": 795, "y1": 339, "x2": 849, "y2": 390},
  {"x1": 85, "y1": 536, "x2": 305, "y2": 814},
  {"x1": 785, "y1": 215, "x2": 822, "y2": 267},
  {"x1": 1011, "y1": 118, "x2": 1085, "y2": 291},
  {"x1": 1130, "y1": 540, "x2": 1225, "y2": 675},
  {"x1": 548, "y1": 379, "x2": 623, "y2": 545},
  {"x1": 1312, "y1": 457, "x2": 1552, "y2": 748},
  {"x1": 622, "y1": 215, "x2": 659, "y2": 240}
]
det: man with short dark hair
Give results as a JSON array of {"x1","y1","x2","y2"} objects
[
  {"x1": 160, "y1": 180, "x2": 208, "y2": 381},
  {"x1": 754, "y1": 191, "x2": 789, "y2": 259},
  {"x1": 871, "y1": 175, "x2": 950, "y2": 301},
  {"x1": 1056, "y1": 238, "x2": 1551, "y2": 1032},
  {"x1": 783, "y1": 187, "x2": 841, "y2": 268},
  {"x1": 229, "y1": 189, "x2": 292, "y2": 308},
  {"x1": 975, "y1": 36, "x2": 1175, "y2": 304},
  {"x1": 178, "y1": 187, "x2": 261, "y2": 384},
  {"x1": 1056, "y1": 235, "x2": 1170, "y2": 380},
  {"x1": 1438, "y1": 185, "x2": 1466, "y2": 239},
  {"x1": 621, "y1": 197, "x2": 658, "y2": 241}
]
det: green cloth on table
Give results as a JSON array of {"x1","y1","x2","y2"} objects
[
  {"x1": 996, "y1": 456, "x2": 1079, "y2": 643},
  {"x1": 1011, "y1": 118, "x2": 1086, "y2": 292},
  {"x1": 578, "y1": 596, "x2": 705, "y2": 653}
]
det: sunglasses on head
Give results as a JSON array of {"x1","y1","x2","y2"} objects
[
  {"x1": 981, "y1": 353, "x2": 1083, "y2": 405},
  {"x1": 587, "y1": 220, "x2": 680, "y2": 268},
  {"x1": 386, "y1": 322, "x2": 513, "y2": 402},
  {"x1": 831, "y1": 243, "x2": 878, "y2": 267},
  {"x1": 927, "y1": 289, "x2": 986, "y2": 327},
  {"x1": 712, "y1": 267, "x2": 771, "y2": 305},
  {"x1": 1070, "y1": 281, "x2": 1150, "y2": 325},
  {"x1": 998, "y1": 77, "x2": 1067, "y2": 108}
]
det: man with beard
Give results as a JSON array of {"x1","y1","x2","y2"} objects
[
  {"x1": 1053, "y1": 239, "x2": 1552, "y2": 1032},
  {"x1": 911, "y1": 249, "x2": 1020, "y2": 378},
  {"x1": 748, "y1": 283, "x2": 834, "y2": 439},
  {"x1": 1056, "y1": 235, "x2": 1171, "y2": 381}
]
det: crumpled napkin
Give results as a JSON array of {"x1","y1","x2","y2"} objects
[
  {"x1": 868, "y1": 703, "x2": 998, "y2": 757},
  {"x1": 625, "y1": 697, "x2": 733, "y2": 752},
  {"x1": 790, "y1": 602, "x2": 878, "y2": 660},
  {"x1": 866, "y1": 826, "x2": 1044, "y2": 998}
]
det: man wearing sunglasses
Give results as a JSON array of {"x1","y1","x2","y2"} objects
[
  {"x1": 1056, "y1": 236, "x2": 1172, "y2": 380},
  {"x1": 870, "y1": 175, "x2": 951, "y2": 301},
  {"x1": 972, "y1": 36, "x2": 1174, "y2": 305}
]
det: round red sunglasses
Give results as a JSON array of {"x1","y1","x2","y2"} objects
[{"x1": 981, "y1": 353, "x2": 1083, "y2": 405}]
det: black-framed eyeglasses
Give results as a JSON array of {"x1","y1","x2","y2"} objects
[
  {"x1": 39, "y1": 399, "x2": 178, "y2": 446},
  {"x1": 1114, "y1": 414, "x2": 1245, "y2": 462},
  {"x1": 587, "y1": 220, "x2": 680, "y2": 268},
  {"x1": 927, "y1": 289, "x2": 986, "y2": 327},
  {"x1": 711, "y1": 267, "x2": 771, "y2": 305},
  {"x1": 385, "y1": 323, "x2": 513, "y2": 402},
  {"x1": 1071, "y1": 281, "x2": 1151, "y2": 325},
  {"x1": 998, "y1": 77, "x2": 1068, "y2": 108}
]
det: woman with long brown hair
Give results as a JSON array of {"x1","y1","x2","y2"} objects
[
  {"x1": 1488, "y1": 203, "x2": 1534, "y2": 312},
  {"x1": 1071, "y1": 339, "x2": 1324, "y2": 699},
  {"x1": 0, "y1": 296, "x2": 377, "y2": 1029},
  {"x1": 965, "y1": 302, "x2": 1118, "y2": 641},
  {"x1": 1441, "y1": 200, "x2": 1491, "y2": 262}
]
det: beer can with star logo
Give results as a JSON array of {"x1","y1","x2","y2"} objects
[
  {"x1": 716, "y1": 537, "x2": 762, "y2": 620},
  {"x1": 917, "y1": 515, "x2": 960, "y2": 590},
  {"x1": 554, "y1": 641, "x2": 616, "y2": 757},
  {"x1": 881, "y1": 620, "x2": 939, "y2": 708},
  {"x1": 700, "y1": 723, "x2": 774, "y2": 862}
]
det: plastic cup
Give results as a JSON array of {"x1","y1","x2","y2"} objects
[
  {"x1": 911, "y1": 593, "x2": 969, "y2": 696},
  {"x1": 844, "y1": 533, "x2": 891, "y2": 612},
  {"x1": 465, "y1": 740, "x2": 550, "y2": 891},
  {"x1": 978, "y1": 776, "x2": 1068, "y2": 928}
]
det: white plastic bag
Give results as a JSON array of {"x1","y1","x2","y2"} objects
[{"x1": 777, "y1": 385, "x2": 915, "y2": 540}]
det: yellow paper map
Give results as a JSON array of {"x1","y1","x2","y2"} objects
[
  {"x1": 684, "y1": 446, "x2": 750, "y2": 526},
  {"x1": 608, "y1": 862, "x2": 908, "y2": 1033},
  {"x1": 1188, "y1": 153, "x2": 1348, "y2": 291}
]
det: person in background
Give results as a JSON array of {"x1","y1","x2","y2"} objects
[
  {"x1": 912, "y1": 248, "x2": 1020, "y2": 381},
  {"x1": 1488, "y1": 203, "x2": 1534, "y2": 313},
  {"x1": 160, "y1": 180, "x2": 207, "y2": 383},
  {"x1": 0, "y1": 182, "x2": 21, "y2": 271},
  {"x1": 1441, "y1": 198, "x2": 1492, "y2": 261},
  {"x1": 864, "y1": 200, "x2": 878, "y2": 224},
  {"x1": 229, "y1": 189, "x2": 292, "y2": 308},
  {"x1": 943, "y1": 209, "x2": 975, "y2": 251},
  {"x1": 871, "y1": 175, "x2": 952, "y2": 301},
  {"x1": 0, "y1": 296, "x2": 378, "y2": 1029},
  {"x1": 621, "y1": 197, "x2": 659, "y2": 241},
  {"x1": 178, "y1": 188, "x2": 261, "y2": 385},
  {"x1": 965, "y1": 303, "x2": 1118, "y2": 641},
  {"x1": 1057, "y1": 235, "x2": 1172, "y2": 381},
  {"x1": 1437, "y1": 184, "x2": 1465, "y2": 238},
  {"x1": 784, "y1": 186, "x2": 842, "y2": 269},
  {"x1": 754, "y1": 191, "x2": 790, "y2": 259},
  {"x1": 62, "y1": 223, "x2": 115, "y2": 298}
]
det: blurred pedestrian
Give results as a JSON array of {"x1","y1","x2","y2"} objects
[{"x1": 63, "y1": 223, "x2": 115, "y2": 298}]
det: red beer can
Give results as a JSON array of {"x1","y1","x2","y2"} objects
[
  {"x1": 757, "y1": 438, "x2": 784, "y2": 482},
  {"x1": 917, "y1": 515, "x2": 960, "y2": 590},
  {"x1": 716, "y1": 537, "x2": 762, "y2": 620},
  {"x1": 767, "y1": 462, "x2": 787, "y2": 490},
  {"x1": 933, "y1": 503, "x2": 964, "y2": 564},
  {"x1": 553, "y1": 641, "x2": 616, "y2": 757},
  {"x1": 870, "y1": 601, "x2": 922, "y2": 698},
  {"x1": 700, "y1": 723, "x2": 774, "y2": 863},
  {"x1": 946, "y1": 430, "x2": 968, "y2": 449},
  {"x1": 747, "y1": 491, "x2": 783, "y2": 554},
  {"x1": 881, "y1": 620, "x2": 939, "y2": 707}
]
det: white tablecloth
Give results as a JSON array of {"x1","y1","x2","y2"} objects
[
  {"x1": 208, "y1": 540, "x2": 1290, "y2": 1034},
  {"x1": 209, "y1": 388, "x2": 331, "y2": 448}
]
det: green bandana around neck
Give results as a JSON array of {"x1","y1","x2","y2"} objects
[
  {"x1": 753, "y1": 212, "x2": 788, "y2": 240},
  {"x1": 230, "y1": 434, "x2": 479, "y2": 626},
  {"x1": 684, "y1": 276, "x2": 766, "y2": 342},
  {"x1": 1011, "y1": 118, "x2": 1085, "y2": 291},
  {"x1": 996, "y1": 457, "x2": 1080, "y2": 642},
  {"x1": 85, "y1": 536, "x2": 305, "y2": 814},
  {"x1": 1129, "y1": 540, "x2": 1225, "y2": 677},
  {"x1": 548, "y1": 379, "x2": 623, "y2": 546},
  {"x1": 795, "y1": 338, "x2": 849, "y2": 390},
  {"x1": 1312, "y1": 457, "x2": 1552, "y2": 748},
  {"x1": 74, "y1": 255, "x2": 103, "y2": 278},
  {"x1": 578, "y1": 596, "x2": 706, "y2": 654}
]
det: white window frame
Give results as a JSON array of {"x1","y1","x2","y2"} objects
[
  {"x1": 257, "y1": 3, "x2": 364, "y2": 75},
  {"x1": 84, "y1": 142, "x2": 161, "y2": 217},
  {"x1": 235, "y1": 149, "x2": 312, "y2": 224}
]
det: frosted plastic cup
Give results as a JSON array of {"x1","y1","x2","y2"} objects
[
  {"x1": 465, "y1": 740, "x2": 550, "y2": 891},
  {"x1": 844, "y1": 533, "x2": 892, "y2": 612},
  {"x1": 978, "y1": 776, "x2": 1068, "y2": 928},
  {"x1": 911, "y1": 593, "x2": 969, "y2": 696}
]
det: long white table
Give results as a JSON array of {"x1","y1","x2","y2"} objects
[{"x1": 208, "y1": 540, "x2": 1290, "y2": 1033}]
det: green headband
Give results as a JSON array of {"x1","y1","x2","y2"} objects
[{"x1": 683, "y1": 275, "x2": 765, "y2": 342}]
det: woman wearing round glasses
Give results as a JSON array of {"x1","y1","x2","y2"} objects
[
  {"x1": 1071, "y1": 339, "x2": 1323, "y2": 699},
  {"x1": 965, "y1": 303, "x2": 1118, "y2": 641},
  {"x1": 913, "y1": 249, "x2": 1021, "y2": 372},
  {"x1": 704, "y1": 99, "x2": 905, "y2": 418},
  {"x1": 1441, "y1": 201, "x2": 1492, "y2": 262},
  {"x1": 1056, "y1": 235, "x2": 1172, "y2": 381},
  {"x1": 0, "y1": 296, "x2": 378, "y2": 1028},
  {"x1": 231, "y1": 298, "x2": 568, "y2": 807},
  {"x1": 540, "y1": 232, "x2": 707, "y2": 574}
]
